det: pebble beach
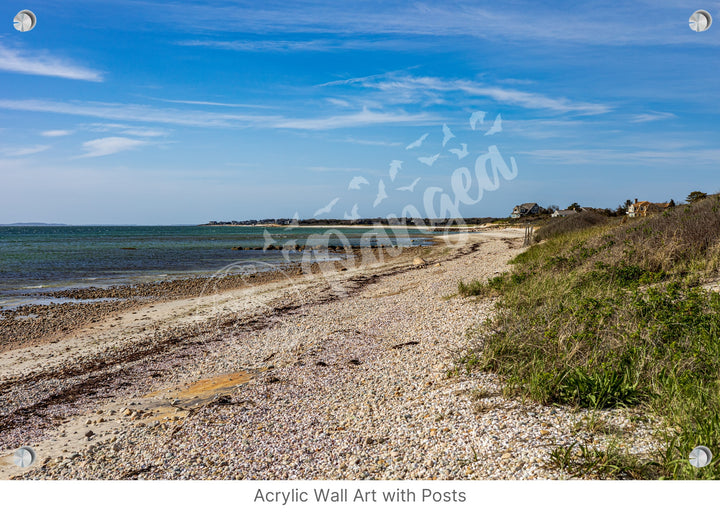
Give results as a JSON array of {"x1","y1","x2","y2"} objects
[{"x1": 0, "y1": 229, "x2": 661, "y2": 480}]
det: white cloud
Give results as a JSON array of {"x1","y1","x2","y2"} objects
[
  {"x1": 338, "y1": 137, "x2": 402, "y2": 147},
  {"x1": 41, "y1": 130, "x2": 73, "y2": 137},
  {"x1": 121, "y1": 128, "x2": 168, "y2": 137},
  {"x1": 155, "y1": 2, "x2": 720, "y2": 47},
  {"x1": 330, "y1": 74, "x2": 611, "y2": 115},
  {"x1": 630, "y1": 111, "x2": 676, "y2": 123},
  {"x1": 456, "y1": 82, "x2": 610, "y2": 115},
  {"x1": 326, "y1": 98, "x2": 351, "y2": 108},
  {"x1": 2, "y1": 145, "x2": 50, "y2": 157},
  {"x1": 151, "y1": 98, "x2": 272, "y2": 109},
  {"x1": 179, "y1": 39, "x2": 339, "y2": 52},
  {"x1": 0, "y1": 99, "x2": 256, "y2": 128},
  {"x1": 519, "y1": 147, "x2": 720, "y2": 165},
  {"x1": 0, "y1": 99, "x2": 431, "y2": 130},
  {"x1": 79, "y1": 137, "x2": 146, "y2": 158},
  {"x1": 0, "y1": 44, "x2": 103, "y2": 82},
  {"x1": 177, "y1": 38, "x2": 426, "y2": 53},
  {"x1": 83, "y1": 123, "x2": 168, "y2": 137},
  {"x1": 504, "y1": 118, "x2": 588, "y2": 139},
  {"x1": 273, "y1": 107, "x2": 435, "y2": 129},
  {"x1": 86, "y1": 123, "x2": 128, "y2": 132}
]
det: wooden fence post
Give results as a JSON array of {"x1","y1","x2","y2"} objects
[{"x1": 523, "y1": 224, "x2": 533, "y2": 247}]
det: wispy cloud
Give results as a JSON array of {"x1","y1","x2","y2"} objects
[
  {"x1": 84, "y1": 123, "x2": 169, "y2": 137},
  {"x1": 504, "y1": 118, "x2": 588, "y2": 139},
  {"x1": 273, "y1": 107, "x2": 435, "y2": 129},
  {"x1": 79, "y1": 137, "x2": 147, "y2": 158},
  {"x1": 519, "y1": 147, "x2": 720, "y2": 165},
  {"x1": 0, "y1": 99, "x2": 432, "y2": 130},
  {"x1": 456, "y1": 82, "x2": 610, "y2": 115},
  {"x1": 177, "y1": 37, "x2": 431, "y2": 53},
  {"x1": 0, "y1": 44, "x2": 103, "y2": 82},
  {"x1": 497, "y1": 78, "x2": 537, "y2": 86},
  {"x1": 120, "y1": 129, "x2": 168, "y2": 137},
  {"x1": 2, "y1": 145, "x2": 50, "y2": 157},
  {"x1": 326, "y1": 73, "x2": 611, "y2": 115},
  {"x1": 326, "y1": 98, "x2": 351, "y2": 108},
  {"x1": 41, "y1": 129, "x2": 73, "y2": 137},
  {"x1": 151, "y1": 98, "x2": 272, "y2": 109},
  {"x1": 630, "y1": 111, "x2": 677, "y2": 123},
  {"x1": 137, "y1": 1, "x2": 715, "y2": 47},
  {"x1": 0, "y1": 99, "x2": 261, "y2": 128},
  {"x1": 178, "y1": 39, "x2": 341, "y2": 52},
  {"x1": 337, "y1": 137, "x2": 403, "y2": 147},
  {"x1": 86, "y1": 123, "x2": 128, "y2": 132},
  {"x1": 306, "y1": 166, "x2": 378, "y2": 173}
]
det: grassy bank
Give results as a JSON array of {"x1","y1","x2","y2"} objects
[{"x1": 458, "y1": 197, "x2": 720, "y2": 479}]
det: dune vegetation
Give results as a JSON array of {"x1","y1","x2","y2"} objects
[{"x1": 458, "y1": 196, "x2": 720, "y2": 479}]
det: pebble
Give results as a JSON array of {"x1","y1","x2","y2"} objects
[{"x1": 5, "y1": 230, "x2": 661, "y2": 480}]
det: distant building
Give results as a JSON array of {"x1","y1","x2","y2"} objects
[
  {"x1": 551, "y1": 209, "x2": 577, "y2": 218},
  {"x1": 510, "y1": 202, "x2": 541, "y2": 218},
  {"x1": 627, "y1": 198, "x2": 671, "y2": 217}
]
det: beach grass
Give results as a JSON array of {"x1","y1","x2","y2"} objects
[{"x1": 458, "y1": 195, "x2": 720, "y2": 479}]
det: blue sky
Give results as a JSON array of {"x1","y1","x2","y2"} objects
[{"x1": 1, "y1": 0, "x2": 719, "y2": 224}]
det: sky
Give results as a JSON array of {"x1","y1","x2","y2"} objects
[{"x1": 1, "y1": 0, "x2": 719, "y2": 224}]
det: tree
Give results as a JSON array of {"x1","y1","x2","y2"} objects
[
  {"x1": 567, "y1": 202, "x2": 580, "y2": 211},
  {"x1": 668, "y1": 199, "x2": 675, "y2": 207},
  {"x1": 686, "y1": 191, "x2": 707, "y2": 203},
  {"x1": 546, "y1": 204, "x2": 559, "y2": 213},
  {"x1": 615, "y1": 200, "x2": 632, "y2": 216}
]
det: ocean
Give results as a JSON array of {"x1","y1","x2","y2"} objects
[{"x1": 0, "y1": 225, "x2": 431, "y2": 309}]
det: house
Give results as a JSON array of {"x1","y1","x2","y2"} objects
[
  {"x1": 551, "y1": 209, "x2": 578, "y2": 218},
  {"x1": 627, "y1": 198, "x2": 671, "y2": 217},
  {"x1": 510, "y1": 202, "x2": 541, "y2": 218}
]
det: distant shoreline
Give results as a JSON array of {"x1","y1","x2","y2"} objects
[
  {"x1": 204, "y1": 223, "x2": 435, "y2": 229},
  {"x1": 0, "y1": 223, "x2": 69, "y2": 227},
  {"x1": 202, "y1": 223, "x2": 500, "y2": 228},
  {"x1": 202, "y1": 223, "x2": 505, "y2": 233}
]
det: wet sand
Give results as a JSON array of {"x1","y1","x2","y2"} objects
[{"x1": 0, "y1": 246, "x2": 419, "y2": 353}]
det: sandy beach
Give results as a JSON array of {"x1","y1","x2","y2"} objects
[{"x1": 0, "y1": 229, "x2": 659, "y2": 480}]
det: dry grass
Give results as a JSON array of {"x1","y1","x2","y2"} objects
[
  {"x1": 459, "y1": 196, "x2": 720, "y2": 479},
  {"x1": 534, "y1": 211, "x2": 609, "y2": 243}
]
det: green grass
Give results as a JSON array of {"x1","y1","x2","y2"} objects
[
  {"x1": 458, "y1": 196, "x2": 720, "y2": 479},
  {"x1": 548, "y1": 441, "x2": 662, "y2": 479},
  {"x1": 458, "y1": 272, "x2": 527, "y2": 298},
  {"x1": 457, "y1": 279, "x2": 487, "y2": 297}
]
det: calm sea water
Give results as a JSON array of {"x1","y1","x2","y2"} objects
[{"x1": 0, "y1": 225, "x2": 430, "y2": 309}]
